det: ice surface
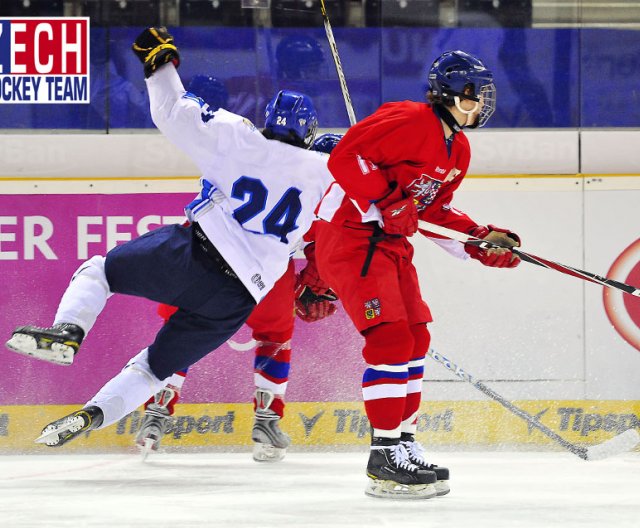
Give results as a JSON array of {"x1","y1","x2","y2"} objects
[{"x1": 1, "y1": 451, "x2": 639, "y2": 527}]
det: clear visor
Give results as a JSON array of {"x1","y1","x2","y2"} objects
[{"x1": 477, "y1": 83, "x2": 496, "y2": 127}]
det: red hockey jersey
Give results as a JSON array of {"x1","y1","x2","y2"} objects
[{"x1": 316, "y1": 101, "x2": 479, "y2": 238}]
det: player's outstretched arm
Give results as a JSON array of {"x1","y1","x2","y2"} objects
[{"x1": 132, "y1": 27, "x2": 221, "y2": 172}]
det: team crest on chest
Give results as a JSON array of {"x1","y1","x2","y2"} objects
[{"x1": 408, "y1": 168, "x2": 461, "y2": 210}]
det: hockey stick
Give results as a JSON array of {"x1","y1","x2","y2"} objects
[
  {"x1": 227, "y1": 337, "x2": 289, "y2": 371},
  {"x1": 418, "y1": 219, "x2": 640, "y2": 297},
  {"x1": 427, "y1": 348, "x2": 640, "y2": 460},
  {"x1": 320, "y1": 0, "x2": 357, "y2": 126},
  {"x1": 227, "y1": 337, "x2": 258, "y2": 351}
]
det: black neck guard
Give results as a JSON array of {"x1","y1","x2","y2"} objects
[{"x1": 433, "y1": 104, "x2": 462, "y2": 137}]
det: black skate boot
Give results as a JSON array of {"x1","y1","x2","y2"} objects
[
  {"x1": 6, "y1": 323, "x2": 84, "y2": 366},
  {"x1": 36, "y1": 406, "x2": 103, "y2": 447},
  {"x1": 135, "y1": 387, "x2": 177, "y2": 460},
  {"x1": 400, "y1": 433, "x2": 450, "y2": 496},
  {"x1": 252, "y1": 388, "x2": 291, "y2": 462},
  {"x1": 365, "y1": 437, "x2": 437, "y2": 500}
]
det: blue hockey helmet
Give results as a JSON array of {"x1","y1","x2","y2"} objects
[
  {"x1": 186, "y1": 75, "x2": 229, "y2": 112},
  {"x1": 312, "y1": 133, "x2": 343, "y2": 154},
  {"x1": 428, "y1": 50, "x2": 496, "y2": 127},
  {"x1": 264, "y1": 90, "x2": 319, "y2": 148},
  {"x1": 276, "y1": 35, "x2": 325, "y2": 81}
]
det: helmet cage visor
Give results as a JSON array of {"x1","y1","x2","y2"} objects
[{"x1": 477, "y1": 82, "x2": 496, "y2": 127}]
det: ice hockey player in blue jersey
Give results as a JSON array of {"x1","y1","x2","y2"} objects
[{"x1": 4, "y1": 26, "x2": 334, "y2": 447}]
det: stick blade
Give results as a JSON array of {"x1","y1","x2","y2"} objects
[
  {"x1": 585, "y1": 428, "x2": 640, "y2": 461},
  {"x1": 227, "y1": 338, "x2": 257, "y2": 351}
]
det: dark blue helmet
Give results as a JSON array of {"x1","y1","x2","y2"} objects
[
  {"x1": 312, "y1": 133, "x2": 343, "y2": 154},
  {"x1": 276, "y1": 35, "x2": 324, "y2": 81},
  {"x1": 187, "y1": 75, "x2": 229, "y2": 112},
  {"x1": 264, "y1": 90, "x2": 318, "y2": 148},
  {"x1": 428, "y1": 50, "x2": 496, "y2": 127}
]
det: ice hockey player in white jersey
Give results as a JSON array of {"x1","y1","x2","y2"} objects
[{"x1": 4, "y1": 26, "x2": 334, "y2": 447}]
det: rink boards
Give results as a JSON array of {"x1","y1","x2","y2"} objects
[
  {"x1": 1, "y1": 400, "x2": 639, "y2": 452},
  {"x1": 1, "y1": 132, "x2": 639, "y2": 453}
]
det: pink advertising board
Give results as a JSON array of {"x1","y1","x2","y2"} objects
[{"x1": 0, "y1": 193, "x2": 364, "y2": 406}]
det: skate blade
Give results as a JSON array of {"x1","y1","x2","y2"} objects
[
  {"x1": 35, "y1": 416, "x2": 85, "y2": 446},
  {"x1": 252, "y1": 443, "x2": 286, "y2": 463},
  {"x1": 435, "y1": 480, "x2": 451, "y2": 496},
  {"x1": 365, "y1": 479, "x2": 437, "y2": 500},
  {"x1": 6, "y1": 333, "x2": 74, "y2": 366},
  {"x1": 139, "y1": 438, "x2": 156, "y2": 461}
]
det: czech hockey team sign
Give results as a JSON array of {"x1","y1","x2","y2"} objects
[{"x1": 0, "y1": 18, "x2": 89, "y2": 104}]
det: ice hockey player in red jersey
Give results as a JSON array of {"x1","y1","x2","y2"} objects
[
  {"x1": 134, "y1": 127, "x2": 342, "y2": 462},
  {"x1": 314, "y1": 50, "x2": 521, "y2": 499}
]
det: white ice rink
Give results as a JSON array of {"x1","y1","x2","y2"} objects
[{"x1": 1, "y1": 450, "x2": 639, "y2": 528}]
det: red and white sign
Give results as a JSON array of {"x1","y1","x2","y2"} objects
[
  {"x1": 0, "y1": 17, "x2": 90, "y2": 103},
  {"x1": 603, "y1": 239, "x2": 640, "y2": 351}
]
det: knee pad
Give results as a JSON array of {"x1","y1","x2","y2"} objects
[
  {"x1": 409, "y1": 323, "x2": 431, "y2": 359},
  {"x1": 72, "y1": 255, "x2": 107, "y2": 284},
  {"x1": 54, "y1": 255, "x2": 111, "y2": 332},
  {"x1": 362, "y1": 321, "x2": 414, "y2": 366}
]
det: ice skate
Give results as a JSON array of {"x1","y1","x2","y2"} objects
[
  {"x1": 365, "y1": 442, "x2": 437, "y2": 500},
  {"x1": 135, "y1": 388, "x2": 176, "y2": 460},
  {"x1": 400, "y1": 434, "x2": 450, "y2": 496},
  {"x1": 6, "y1": 323, "x2": 84, "y2": 366},
  {"x1": 35, "y1": 406, "x2": 103, "y2": 447},
  {"x1": 252, "y1": 389, "x2": 291, "y2": 462}
]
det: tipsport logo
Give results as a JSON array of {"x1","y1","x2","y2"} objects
[
  {"x1": 0, "y1": 18, "x2": 89, "y2": 104},
  {"x1": 603, "y1": 239, "x2": 640, "y2": 350}
]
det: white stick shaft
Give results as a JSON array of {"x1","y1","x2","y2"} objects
[{"x1": 428, "y1": 348, "x2": 638, "y2": 460}]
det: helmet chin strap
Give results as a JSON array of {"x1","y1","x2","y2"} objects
[
  {"x1": 433, "y1": 103, "x2": 462, "y2": 135},
  {"x1": 453, "y1": 96, "x2": 480, "y2": 127}
]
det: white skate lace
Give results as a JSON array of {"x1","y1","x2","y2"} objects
[
  {"x1": 406, "y1": 439, "x2": 428, "y2": 465},
  {"x1": 390, "y1": 443, "x2": 420, "y2": 472}
]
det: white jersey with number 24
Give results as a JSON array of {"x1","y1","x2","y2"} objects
[{"x1": 146, "y1": 64, "x2": 334, "y2": 302}]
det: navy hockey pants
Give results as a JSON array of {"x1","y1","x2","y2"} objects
[{"x1": 104, "y1": 223, "x2": 256, "y2": 380}]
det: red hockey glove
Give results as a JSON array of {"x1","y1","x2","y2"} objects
[
  {"x1": 298, "y1": 245, "x2": 333, "y2": 297},
  {"x1": 295, "y1": 287, "x2": 338, "y2": 322},
  {"x1": 295, "y1": 267, "x2": 338, "y2": 323},
  {"x1": 380, "y1": 197, "x2": 418, "y2": 237},
  {"x1": 465, "y1": 225, "x2": 521, "y2": 268}
]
